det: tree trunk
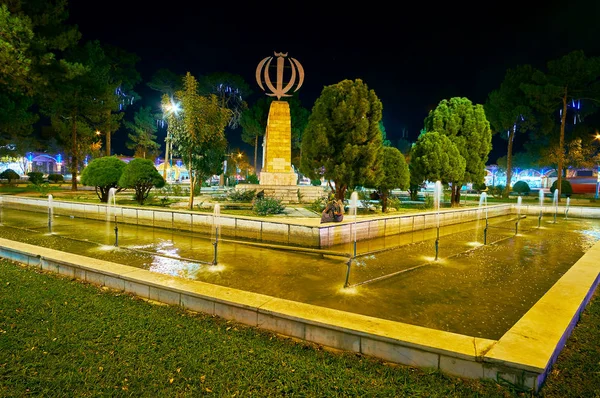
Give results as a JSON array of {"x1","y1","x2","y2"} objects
[
  {"x1": 71, "y1": 119, "x2": 78, "y2": 191},
  {"x1": 451, "y1": 183, "x2": 460, "y2": 207},
  {"x1": 105, "y1": 109, "x2": 111, "y2": 156},
  {"x1": 254, "y1": 134, "x2": 258, "y2": 174},
  {"x1": 557, "y1": 89, "x2": 568, "y2": 203},
  {"x1": 188, "y1": 160, "x2": 195, "y2": 210},
  {"x1": 381, "y1": 191, "x2": 388, "y2": 213},
  {"x1": 503, "y1": 126, "x2": 516, "y2": 198}
]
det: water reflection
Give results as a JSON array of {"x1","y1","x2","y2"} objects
[{"x1": 0, "y1": 208, "x2": 598, "y2": 340}]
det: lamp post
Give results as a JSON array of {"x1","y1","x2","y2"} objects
[
  {"x1": 161, "y1": 99, "x2": 181, "y2": 182},
  {"x1": 595, "y1": 133, "x2": 600, "y2": 199}
]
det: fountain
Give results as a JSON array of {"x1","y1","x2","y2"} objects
[
  {"x1": 212, "y1": 204, "x2": 221, "y2": 265},
  {"x1": 538, "y1": 189, "x2": 544, "y2": 228},
  {"x1": 479, "y1": 191, "x2": 488, "y2": 245},
  {"x1": 515, "y1": 196, "x2": 522, "y2": 235},
  {"x1": 552, "y1": 189, "x2": 559, "y2": 223},
  {"x1": 344, "y1": 191, "x2": 359, "y2": 288},
  {"x1": 107, "y1": 188, "x2": 118, "y2": 246},
  {"x1": 565, "y1": 197, "x2": 570, "y2": 219},
  {"x1": 0, "y1": 195, "x2": 3, "y2": 225},
  {"x1": 434, "y1": 181, "x2": 442, "y2": 260},
  {"x1": 48, "y1": 194, "x2": 53, "y2": 233}
]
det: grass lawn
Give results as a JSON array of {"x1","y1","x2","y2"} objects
[{"x1": 1, "y1": 260, "x2": 599, "y2": 397}]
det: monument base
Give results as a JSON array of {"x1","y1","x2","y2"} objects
[
  {"x1": 236, "y1": 184, "x2": 325, "y2": 204},
  {"x1": 260, "y1": 171, "x2": 297, "y2": 186}
]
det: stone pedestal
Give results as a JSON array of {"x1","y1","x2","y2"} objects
[{"x1": 260, "y1": 101, "x2": 297, "y2": 186}]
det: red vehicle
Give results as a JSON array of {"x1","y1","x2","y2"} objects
[{"x1": 567, "y1": 170, "x2": 599, "y2": 194}]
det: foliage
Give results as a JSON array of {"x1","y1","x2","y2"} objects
[
  {"x1": 379, "y1": 121, "x2": 391, "y2": 146},
  {"x1": 485, "y1": 65, "x2": 537, "y2": 197},
  {"x1": 146, "y1": 68, "x2": 182, "y2": 96},
  {"x1": 252, "y1": 197, "x2": 285, "y2": 216},
  {"x1": 118, "y1": 158, "x2": 165, "y2": 205},
  {"x1": 306, "y1": 195, "x2": 327, "y2": 214},
  {"x1": 489, "y1": 185, "x2": 505, "y2": 199},
  {"x1": 311, "y1": 179, "x2": 322, "y2": 186},
  {"x1": 521, "y1": 50, "x2": 600, "y2": 198},
  {"x1": 170, "y1": 73, "x2": 231, "y2": 209},
  {"x1": 551, "y1": 179, "x2": 573, "y2": 197},
  {"x1": 0, "y1": 168, "x2": 20, "y2": 183},
  {"x1": 375, "y1": 146, "x2": 409, "y2": 212},
  {"x1": 240, "y1": 97, "x2": 267, "y2": 170},
  {"x1": 198, "y1": 72, "x2": 251, "y2": 129},
  {"x1": 386, "y1": 196, "x2": 401, "y2": 211},
  {"x1": 246, "y1": 174, "x2": 259, "y2": 184},
  {"x1": 47, "y1": 174, "x2": 64, "y2": 183},
  {"x1": 472, "y1": 182, "x2": 486, "y2": 193},
  {"x1": 80, "y1": 156, "x2": 127, "y2": 202},
  {"x1": 300, "y1": 79, "x2": 383, "y2": 201},
  {"x1": 424, "y1": 97, "x2": 492, "y2": 205},
  {"x1": 227, "y1": 189, "x2": 257, "y2": 203},
  {"x1": 125, "y1": 106, "x2": 160, "y2": 159},
  {"x1": 409, "y1": 131, "x2": 465, "y2": 187},
  {"x1": 26, "y1": 171, "x2": 44, "y2": 184},
  {"x1": 32, "y1": 181, "x2": 50, "y2": 196},
  {"x1": 512, "y1": 181, "x2": 531, "y2": 196}
]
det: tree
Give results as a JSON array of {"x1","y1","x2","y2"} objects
[
  {"x1": 171, "y1": 73, "x2": 231, "y2": 209},
  {"x1": 300, "y1": 79, "x2": 383, "y2": 201},
  {"x1": 80, "y1": 156, "x2": 126, "y2": 202},
  {"x1": 0, "y1": 169, "x2": 20, "y2": 183},
  {"x1": 409, "y1": 131, "x2": 465, "y2": 190},
  {"x1": 424, "y1": 97, "x2": 492, "y2": 206},
  {"x1": 198, "y1": 72, "x2": 251, "y2": 129},
  {"x1": 125, "y1": 106, "x2": 160, "y2": 159},
  {"x1": 118, "y1": 158, "x2": 165, "y2": 205},
  {"x1": 147, "y1": 68, "x2": 183, "y2": 97},
  {"x1": 379, "y1": 121, "x2": 391, "y2": 146},
  {"x1": 41, "y1": 40, "x2": 111, "y2": 191},
  {"x1": 485, "y1": 65, "x2": 536, "y2": 198},
  {"x1": 240, "y1": 97, "x2": 268, "y2": 171},
  {"x1": 375, "y1": 146, "x2": 409, "y2": 212},
  {"x1": 521, "y1": 50, "x2": 600, "y2": 200},
  {"x1": 100, "y1": 44, "x2": 141, "y2": 156}
]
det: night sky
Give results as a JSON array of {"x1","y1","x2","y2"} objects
[{"x1": 67, "y1": 1, "x2": 600, "y2": 163}]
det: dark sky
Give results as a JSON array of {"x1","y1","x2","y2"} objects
[{"x1": 67, "y1": 1, "x2": 600, "y2": 163}]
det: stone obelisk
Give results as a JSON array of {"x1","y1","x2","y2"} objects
[{"x1": 255, "y1": 52, "x2": 304, "y2": 186}]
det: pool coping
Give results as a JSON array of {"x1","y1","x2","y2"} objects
[{"x1": 0, "y1": 233, "x2": 598, "y2": 392}]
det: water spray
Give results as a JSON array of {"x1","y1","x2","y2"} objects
[
  {"x1": 538, "y1": 189, "x2": 544, "y2": 228},
  {"x1": 515, "y1": 196, "x2": 522, "y2": 236},
  {"x1": 212, "y1": 204, "x2": 221, "y2": 265},
  {"x1": 114, "y1": 215, "x2": 119, "y2": 247},
  {"x1": 565, "y1": 197, "x2": 570, "y2": 219},
  {"x1": 434, "y1": 181, "x2": 442, "y2": 260},
  {"x1": 344, "y1": 191, "x2": 358, "y2": 288},
  {"x1": 48, "y1": 194, "x2": 53, "y2": 233}
]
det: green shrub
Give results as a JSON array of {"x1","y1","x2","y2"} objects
[
  {"x1": 227, "y1": 189, "x2": 257, "y2": 202},
  {"x1": 472, "y1": 182, "x2": 486, "y2": 193},
  {"x1": 489, "y1": 185, "x2": 504, "y2": 198},
  {"x1": 171, "y1": 184, "x2": 183, "y2": 196},
  {"x1": 0, "y1": 169, "x2": 20, "y2": 183},
  {"x1": 253, "y1": 197, "x2": 285, "y2": 216},
  {"x1": 550, "y1": 179, "x2": 573, "y2": 197},
  {"x1": 33, "y1": 182, "x2": 50, "y2": 196},
  {"x1": 246, "y1": 174, "x2": 259, "y2": 184},
  {"x1": 387, "y1": 196, "x2": 401, "y2": 211},
  {"x1": 512, "y1": 181, "x2": 530, "y2": 196},
  {"x1": 47, "y1": 174, "x2": 64, "y2": 183},
  {"x1": 307, "y1": 196, "x2": 327, "y2": 214},
  {"x1": 80, "y1": 156, "x2": 127, "y2": 202},
  {"x1": 310, "y1": 179, "x2": 322, "y2": 186},
  {"x1": 27, "y1": 171, "x2": 44, "y2": 185},
  {"x1": 118, "y1": 158, "x2": 166, "y2": 205}
]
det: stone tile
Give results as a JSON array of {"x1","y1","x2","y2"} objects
[
  {"x1": 173, "y1": 213, "x2": 193, "y2": 231},
  {"x1": 258, "y1": 312, "x2": 305, "y2": 339},
  {"x1": 121, "y1": 208, "x2": 137, "y2": 224},
  {"x1": 149, "y1": 286, "x2": 181, "y2": 306},
  {"x1": 439, "y1": 355, "x2": 484, "y2": 379},
  {"x1": 289, "y1": 225, "x2": 319, "y2": 247},
  {"x1": 41, "y1": 258, "x2": 59, "y2": 273},
  {"x1": 153, "y1": 211, "x2": 172, "y2": 229},
  {"x1": 361, "y1": 338, "x2": 439, "y2": 368},
  {"x1": 85, "y1": 271, "x2": 105, "y2": 286},
  {"x1": 137, "y1": 209, "x2": 154, "y2": 227},
  {"x1": 385, "y1": 218, "x2": 400, "y2": 236},
  {"x1": 368, "y1": 220, "x2": 385, "y2": 239},
  {"x1": 181, "y1": 294, "x2": 215, "y2": 315},
  {"x1": 483, "y1": 365, "x2": 538, "y2": 391},
  {"x1": 305, "y1": 324, "x2": 360, "y2": 352},
  {"x1": 214, "y1": 302, "x2": 257, "y2": 326},
  {"x1": 236, "y1": 219, "x2": 263, "y2": 241},
  {"x1": 74, "y1": 267, "x2": 86, "y2": 281},
  {"x1": 124, "y1": 280, "x2": 150, "y2": 298},
  {"x1": 57, "y1": 264, "x2": 75, "y2": 278},
  {"x1": 192, "y1": 214, "x2": 211, "y2": 235},
  {"x1": 104, "y1": 275, "x2": 125, "y2": 291}
]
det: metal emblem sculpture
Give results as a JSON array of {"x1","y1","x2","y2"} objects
[{"x1": 256, "y1": 52, "x2": 304, "y2": 100}]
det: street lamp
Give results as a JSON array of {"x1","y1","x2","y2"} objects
[
  {"x1": 161, "y1": 99, "x2": 181, "y2": 182},
  {"x1": 595, "y1": 133, "x2": 600, "y2": 199}
]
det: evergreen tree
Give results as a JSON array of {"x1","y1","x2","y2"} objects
[
  {"x1": 125, "y1": 106, "x2": 160, "y2": 159},
  {"x1": 521, "y1": 50, "x2": 600, "y2": 200},
  {"x1": 485, "y1": 65, "x2": 536, "y2": 197},
  {"x1": 424, "y1": 97, "x2": 492, "y2": 205},
  {"x1": 300, "y1": 79, "x2": 383, "y2": 201},
  {"x1": 376, "y1": 146, "x2": 409, "y2": 212},
  {"x1": 409, "y1": 131, "x2": 465, "y2": 190}
]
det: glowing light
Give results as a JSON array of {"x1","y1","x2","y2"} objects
[
  {"x1": 338, "y1": 286, "x2": 358, "y2": 295},
  {"x1": 56, "y1": 154, "x2": 62, "y2": 163},
  {"x1": 467, "y1": 241, "x2": 483, "y2": 247},
  {"x1": 96, "y1": 130, "x2": 101, "y2": 135}
]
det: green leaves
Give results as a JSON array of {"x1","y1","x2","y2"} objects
[
  {"x1": 410, "y1": 131, "x2": 465, "y2": 186},
  {"x1": 118, "y1": 158, "x2": 165, "y2": 205}
]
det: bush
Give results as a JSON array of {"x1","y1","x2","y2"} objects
[
  {"x1": 227, "y1": 189, "x2": 257, "y2": 202},
  {"x1": 0, "y1": 169, "x2": 20, "y2": 183},
  {"x1": 307, "y1": 196, "x2": 327, "y2": 213},
  {"x1": 27, "y1": 171, "x2": 44, "y2": 185},
  {"x1": 33, "y1": 182, "x2": 50, "y2": 196},
  {"x1": 550, "y1": 179, "x2": 573, "y2": 197},
  {"x1": 47, "y1": 174, "x2": 64, "y2": 183},
  {"x1": 489, "y1": 185, "x2": 504, "y2": 199},
  {"x1": 512, "y1": 181, "x2": 530, "y2": 196},
  {"x1": 80, "y1": 156, "x2": 127, "y2": 202},
  {"x1": 310, "y1": 179, "x2": 322, "y2": 186},
  {"x1": 472, "y1": 182, "x2": 486, "y2": 193},
  {"x1": 171, "y1": 184, "x2": 184, "y2": 196},
  {"x1": 387, "y1": 196, "x2": 401, "y2": 211},
  {"x1": 246, "y1": 174, "x2": 259, "y2": 184},
  {"x1": 253, "y1": 197, "x2": 285, "y2": 216},
  {"x1": 118, "y1": 158, "x2": 166, "y2": 205}
]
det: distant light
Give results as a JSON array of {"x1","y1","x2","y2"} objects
[{"x1": 96, "y1": 130, "x2": 101, "y2": 135}]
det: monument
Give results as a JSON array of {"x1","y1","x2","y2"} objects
[{"x1": 256, "y1": 52, "x2": 304, "y2": 186}]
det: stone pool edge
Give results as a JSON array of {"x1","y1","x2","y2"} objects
[{"x1": 0, "y1": 236, "x2": 598, "y2": 392}]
